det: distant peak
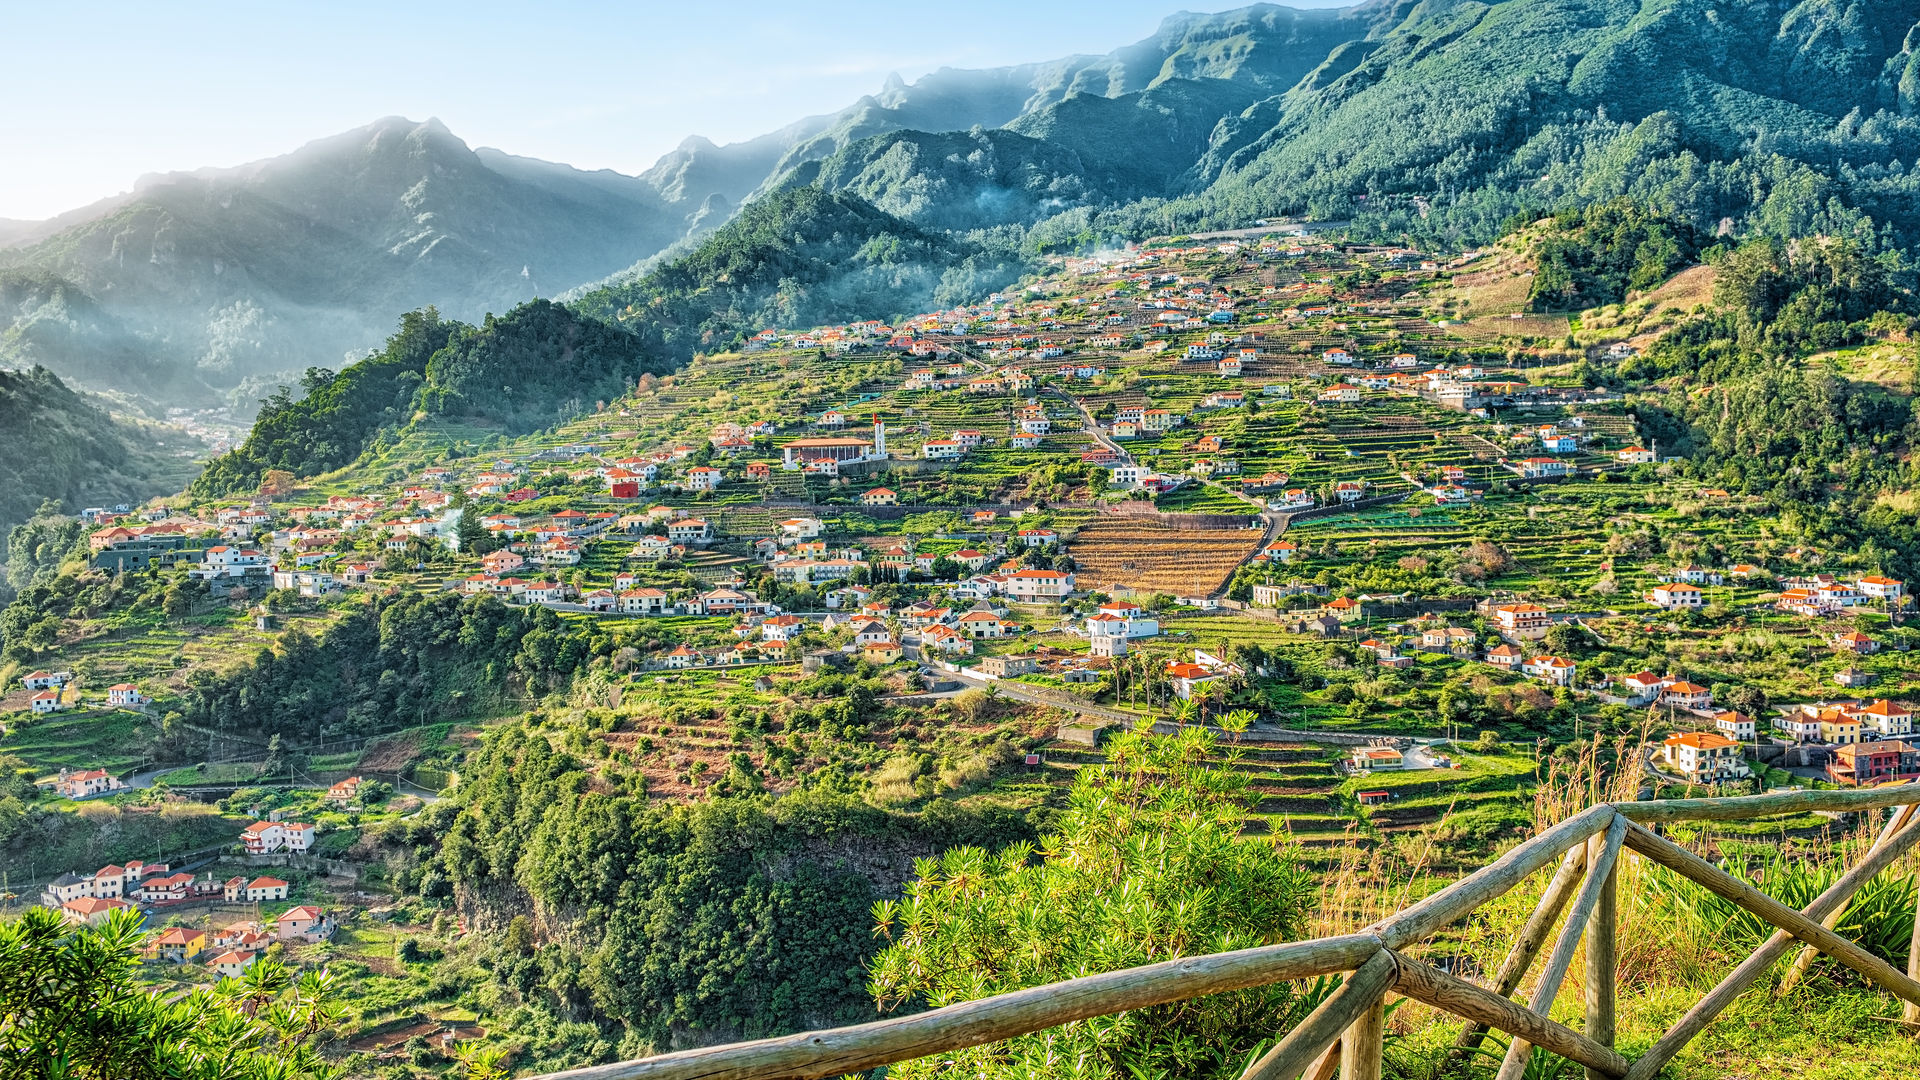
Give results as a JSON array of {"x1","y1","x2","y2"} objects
[{"x1": 882, "y1": 71, "x2": 907, "y2": 91}]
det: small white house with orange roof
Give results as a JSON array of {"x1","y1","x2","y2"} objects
[
  {"x1": 208, "y1": 950, "x2": 259, "y2": 978},
  {"x1": 1661, "y1": 732, "x2": 1747, "y2": 782}
]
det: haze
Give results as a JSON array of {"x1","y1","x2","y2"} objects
[{"x1": 0, "y1": 0, "x2": 1350, "y2": 222}]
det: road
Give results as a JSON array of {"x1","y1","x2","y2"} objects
[{"x1": 1048, "y1": 389, "x2": 1132, "y2": 465}]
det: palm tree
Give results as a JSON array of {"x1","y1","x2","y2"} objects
[{"x1": 1220, "y1": 709, "x2": 1257, "y2": 744}]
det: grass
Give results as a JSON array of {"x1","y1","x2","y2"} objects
[{"x1": 3, "y1": 710, "x2": 152, "y2": 777}]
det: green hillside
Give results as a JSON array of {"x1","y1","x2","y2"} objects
[
  {"x1": 192, "y1": 187, "x2": 1009, "y2": 497},
  {"x1": 0, "y1": 366, "x2": 204, "y2": 532},
  {"x1": 573, "y1": 186, "x2": 1021, "y2": 352}
]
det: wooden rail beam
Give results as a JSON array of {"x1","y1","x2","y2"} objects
[
  {"x1": 1371, "y1": 804, "x2": 1616, "y2": 949},
  {"x1": 1394, "y1": 953, "x2": 1629, "y2": 1078},
  {"x1": 1495, "y1": 813, "x2": 1628, "y2": 1080},
  {"x1": 531, "y1": 934, "x2": 1383, "y2": 1080},
  {"x1": 1621, "y1": 820, "x2": 1920, "y2": 1010},
  {"x1": 1241, "y1": 950, "x2": 1396, "y2": 1080},
  {"x1": 1303, "y1": 1040, "x2": 1341, "y2": 1080},
  {"x1": 1623, "y1": 812, "x2": 1920, "y2": 1080},
  {"x1": 1457, "y1": 843, "x2": 1588, "y2": 1052},
  {"x1": 1621, "y1": 785, "x2": 1920, "y2": 823}
]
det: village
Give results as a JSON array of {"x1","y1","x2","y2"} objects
[{"x1": 9, "y1": 232, "x2": 1918, "y2": 994}]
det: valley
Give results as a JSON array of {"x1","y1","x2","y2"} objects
[
  {"x1": 4, "y1": 203, "x2": 1918, "y2": 1076},
  {"x1": 7, "y1": 1, "x2": 1920, "y2": 1077}
]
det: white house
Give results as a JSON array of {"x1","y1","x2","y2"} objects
[
  {"x1": 1004, "y1": 569, "x2": 1074, "y2": 601},
  {"x1": 105, "y1": 684, "x2": 148, "y2": 707},
  {"x1": 1648, "y1": 583, "x2": 1704, "y2": 610},
  {"x1": 1859, "y1": 576, "x2": 1906, "y2": 602},
  {"x1": 1521, "y1": 655, "x2": 1577, "y2": 686}
]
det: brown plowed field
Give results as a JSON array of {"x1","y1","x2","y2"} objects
[{"x1": 1068, "y1": 519, "x2": 1261, "y2": 596}]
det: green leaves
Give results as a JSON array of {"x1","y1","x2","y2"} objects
[
  {"x1": 0, "y1": 907, "x2": 339, "y2": 1080},
  {"x1": 869, "y1": 726, "x2": 1318, "y2": 1080}
]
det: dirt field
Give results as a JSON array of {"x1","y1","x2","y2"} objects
[{"x1": 1067, "y1": 519, "x2": 1262, "y2": 596}]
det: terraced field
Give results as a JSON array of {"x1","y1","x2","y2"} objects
[{"x1": 1068, "y1": 519, "x2": 1263, "y2": 596}]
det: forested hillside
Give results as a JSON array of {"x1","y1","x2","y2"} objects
[
  {"x1": 0, "y1": 367, "x2": 201, "y2": 534},
  {"x1": 191, "y1": 300, "x2": 667, "y2": 496},
  {"x1": 574, "y1": 187, "x2": 1021, "y2": 355},
  {"x1": 192, "y1": 187, "x2": 977, "y2": 497},
  {"x1": 746, "y1": 0, "x2": 1920, "y2": 263}
]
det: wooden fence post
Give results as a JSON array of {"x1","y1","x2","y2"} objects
[
  {"x1": 1907, "y1": 876, "x2": 1920, "y2": 1026},
  {"x1": 1584, "y1": 831, "x2": 1618, "y2": 1080},
  {"x1": 1458, "y1": 844, "x2": 1587, "y2": 1052},
  {"x1": 1240, "y1": 950, "x2": 1396, "y2": 1080},
  {"x1": 1495, "y1": 813, "x2": 1628, "y2": 1080},
  {"x1": 1340, "y1": 995, "x2": 1386, "y2": 1080}
]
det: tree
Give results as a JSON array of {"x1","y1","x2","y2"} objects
[
  {"x1": 1219, "y1": 708, "x2": 1257, "y2": 743},
  {"x1": 868, "y1": 726, "x2": 1317, "y2": 1080},
  {"x1": 1544, "y1": 623, "x2": 1586, "y2": 657},
  {"x1": 0, "y1": 907, "x2": 339, "y2": 1078},
  {"x1": 258, "y1": 469, "x2": 296, "y2": 498}
]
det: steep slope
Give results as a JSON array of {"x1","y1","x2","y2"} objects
[
  {"x1": 0, "y1": 367, "x2": 203, "y2": 531},
  {"x1": 755, "y1": 0, "x2": 1920, "y2": 254},
  {"x1": 0, "y1": 270, "x2": 199, "y2": 404},
  {"x1": 1186, "y1": 0, "x2": 1920, "y2": 243},
  {"x1": 575, "y1": 187, "x2": 1021, "y2": 355},
  {"x1": 195, "y1": 187, "x2": 1000, "y2": 496},
  {"x1": 0, "y1": 118, "x2": 688, "y2": 402}
]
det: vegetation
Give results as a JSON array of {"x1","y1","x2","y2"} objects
[
  {"x1": 191, "y1": 308, "x2": 458, "y2": 496},
  {"x1": 0, "y1": 367, "x2": 199, "y2": 534},
  {"x1": 871, "y1": 724, "x2": 1318, "y2": 1080},
  {"x1": 0, "y1": 906, "x2": 340, "y2": 1079},
  {"x1": 574, "y1": 186, "x2": 1022, "y2": 357},
  {"x1": 1525, "y1": 200, "x2": 1702, "y2": 312}
]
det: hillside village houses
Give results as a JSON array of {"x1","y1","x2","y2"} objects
[{"x1": 49, "y1": 245, "x2": 1920, "y2": 837}]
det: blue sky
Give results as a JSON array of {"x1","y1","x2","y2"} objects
[{"x1": 0, "y1": 0, "x2": 1351, "y2": 220}]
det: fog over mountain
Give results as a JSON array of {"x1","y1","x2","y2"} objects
[{"x1": 7, "y1": 0, "x2": 1920, "y2": 412}]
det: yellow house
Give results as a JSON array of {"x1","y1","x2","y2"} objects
[
  {"x1": 149, "y1": 926, "x2": 208, "y2": 963},
  {"x1": 1819, "y1": 715, "x2": 1861, "y2": 745},
  {"x1": 862, "y1": 640, "x2": 904, "y2": 664}
]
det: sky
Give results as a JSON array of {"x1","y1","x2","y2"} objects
[{"x1": 0, "y1": 0, "x2": 1350, "y2": 221}]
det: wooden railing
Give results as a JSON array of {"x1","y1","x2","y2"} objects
[{"x1": 534, "y1": 785, "x2": 1920, "y2": 1080}]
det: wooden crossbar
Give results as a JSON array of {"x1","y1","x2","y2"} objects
[
  {"x1": 1240, "y1": 949, "x2": 1396, "y2": 1080},
  {"x1": 1622, "y1": 812, "x2": 1920, "y2": 1080},
  {"x1": 1620, "y1": 820, "x2": 1920, "y2": 1009},
  {"x1": 526, "y1": 790, "x2": 1920, "y2": 1080},
  {"x1": 1494, "y1": 813, "x2": 1628, "y2": 1080}
]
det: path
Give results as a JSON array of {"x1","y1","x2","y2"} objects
[{"x1": 1048, "y1": 389, "x2": 1132, "y2": 465}]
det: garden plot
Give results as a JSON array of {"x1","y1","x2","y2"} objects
[{"x1": 1068, "y1": 519, "x2": 1263, "y2": 596}]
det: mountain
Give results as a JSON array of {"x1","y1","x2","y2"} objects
[
  {"x1": 720, "y1": 0, "x2": 1920, "y2": 256},
  {"x1": 0, "y1": 366, "x2": 203, "y2": 532},
  {"x1": 0, "y1": 118, "x2": 699, "y2": 405},
  {"x1": 16, "y1": 0, "x2": 1920, "y2": 425},
  {"x1": 194, "y1": 187, "x2": 985, "y2": 496},
  {"x1": 573, "y1": 187, "x2": 1019, "y2": 355}
]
